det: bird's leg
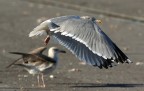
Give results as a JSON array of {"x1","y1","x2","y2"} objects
[
  {"x1": 44, "y1": 35, "x2": 50, "y2": 45},
  {"x1": 41, "y1": 73, "x2": 46, "y2": 88},
  {"x1": 37, "y1": 74, "x2": 41, "y2": 87}
]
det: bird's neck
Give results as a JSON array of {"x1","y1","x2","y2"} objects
[{"x1": 48, "y1": 52, "x2": 58, "y2": 62}]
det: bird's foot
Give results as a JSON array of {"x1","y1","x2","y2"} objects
[
  {"x1": 44, "y1": 35, "x2": 50, "y2": 45},
  {"x1": 38, "y1": 84, "x2": 46, "y2": 88},
  {"x1": 42, "y1": 84, "x2": 46, "y2": 88}
]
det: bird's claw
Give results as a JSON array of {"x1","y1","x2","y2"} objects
[
  {"x1": 44, "y1": 35, "x2": 50, "y2": 45},
  {"x1": 38, "y1": 84, "x2": 45, "y2": 88}
]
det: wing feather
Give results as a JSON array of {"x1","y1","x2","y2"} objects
[
  {"x1": 50, "y1": 17, "x2": 131, "y2": 63},
  {"x1": 29, "y1": 15, "x2": 131, "y2": 65},
  {"x1": 53, "y1": 32, "x2": 113, "y2": 68}
]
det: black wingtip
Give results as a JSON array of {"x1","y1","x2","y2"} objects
[
  {"x1": 9, "y1": 52, "x2": 29, "y2": 56},
  {"x1": 125, "y1": 59, "x2": 133, "y2": 64},
  {"x1": 6, "y1": 58, "x2": 22, "y2": 68},
  {"x1": 9, "y1": 52, "x2": 22, "y2": 54}
]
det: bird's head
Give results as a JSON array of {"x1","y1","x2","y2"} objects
[
  {"x1": 49, "y1": 47, "x2": 66, "y2": 54},
  {"x1": 48, "y1": 47, "x2": 66, "y2": 61},
  {"x1": 81, "y1": 16, "x2": 102, "y2": 24}
]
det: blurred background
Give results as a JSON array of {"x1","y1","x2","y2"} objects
[{"x1": 0, "y1": 0, "x2": 144, "y2": 91}]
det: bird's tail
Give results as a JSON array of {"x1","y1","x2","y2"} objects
[
  {"x1": 29, "y1": 21, "x2": 48, "y2": 37},
  {"x1": 6, "y1": 58, "x2": 22, "y2": 68},
  {"x1": 6, "y1": 52, "x2": 28, "y2": 68},
  {"x1": 9, "y1": 52, "x2": 28, "y2": 55},
  {"x1": 14, "y1": 64, "x2": 26, "y2": 67}
]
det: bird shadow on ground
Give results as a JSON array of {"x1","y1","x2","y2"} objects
[
  {"x1": 0, "y1": 83, "x2": 143, "y2": 90},
  {"x1": 57, "y1": 83, "x2": 144, "y2": 88}
]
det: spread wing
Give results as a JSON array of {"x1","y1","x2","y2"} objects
[
  {"x1": 7, "y1": 52, "x2": 56, "y2": 70},
  {"x1": 50, "y1": 17, "x2": 131, "y2": 64},
  {"x1": 29, "y1": 15, "x2": 131, "y2": 68},
  {"x1": 53, "y1": 32, "x2": 114, "y2": 68}
]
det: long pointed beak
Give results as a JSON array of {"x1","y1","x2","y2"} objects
[{"x1": 59, "y1": 50, "x2": 66, "y2": 53}]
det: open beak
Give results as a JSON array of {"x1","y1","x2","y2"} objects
[{"x1": 44, "y1": 35, "x2": 50, "y2": 45}]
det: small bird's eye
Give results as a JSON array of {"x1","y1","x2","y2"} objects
[{"x1": 24, "y1": 61, "x2": 28, "y2": 63}]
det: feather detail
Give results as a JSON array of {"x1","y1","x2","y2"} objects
[
  {"x1": 29, "y1": 29, "x2": 47, "y2": 37},
  {"x1": 29, "y1": 21, "x2": 50, "y2": 37}
]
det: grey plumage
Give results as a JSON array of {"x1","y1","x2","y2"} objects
[{"x1": 29, "y1": 15, "x2": 132, "y2": 69}]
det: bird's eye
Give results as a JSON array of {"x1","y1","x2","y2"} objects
[{"x1": 24, "y1": 61, "x2": 28, "y2": 64}]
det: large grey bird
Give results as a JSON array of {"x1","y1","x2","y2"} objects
[
  {"x1": 7, "y1": 47, "x2": 66, "y2": 87},
  {"x1": 29, "y1": 15, "x2": 132, "y2": 69}
]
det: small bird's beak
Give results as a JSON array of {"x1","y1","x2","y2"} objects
[
  {"x1": 59, "y1": 50, "x2": 66, "y2": 53},
  {"x1": 96, "y1": 19, "x2": 102, "y2": 24}
]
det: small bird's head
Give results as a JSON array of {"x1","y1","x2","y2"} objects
[
  {"x1": 49, "y1": 47, "x2": 66, "y2": 54},
  {"x1": 48, "y1": 47, "x2": 66, "y2": 61}
]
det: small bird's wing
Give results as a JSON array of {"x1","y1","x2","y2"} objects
[
  {"x1": 7, "y1": 47, "x2": 47, "y2": 68},
  {"x1": 13, "y1": 64, "x2": 34, "y2": 69},
  {"x1": 14, "y1": 53, "x2": 56, "y2": 72},
  {"x1": 8, "y1": 52, "x2": 56, "y2": 67},
  {"x1": 7, "y1": 52, "x2": 30, "y2": 68},
  {"x1": 6, "y1": 57, "x2": 22, "y2": 68},
  {"x1": 29, "y1": 47, "x2": 47, "y2": 54}
]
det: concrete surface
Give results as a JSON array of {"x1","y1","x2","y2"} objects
[
  {"x1": 0, "y1": 0, "x2": 144, "y2": 91},
  {"x1": 52, "y1": 0, "x2": 144, "y2": 18}
]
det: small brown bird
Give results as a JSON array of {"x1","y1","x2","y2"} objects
[{"x1": 7, "y1": 47, "x2": 66, "y2": 87}]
